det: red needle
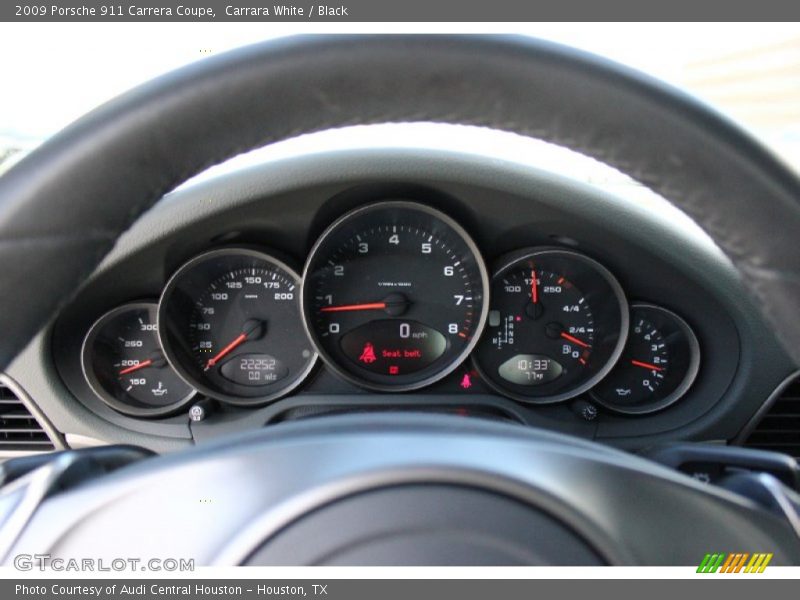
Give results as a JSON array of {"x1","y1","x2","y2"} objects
[
  {"x1": 631, "y1": 359, "x2": 664, "y2": 372},
  {"x1": 205, "y1": 333, "x2": 247, "y2": 370},
  {"x1": 560, "y1": 332, "x2": 591, "y2": 348},
  {"x1": 531, "y1": 268, "x2": 538, "y2": 304},
  {"x1": 320, "y1": 302, "x2": 387, "y2": 313},
  {"x1": 118, "y1": 359, "x2": 153, "y2": 376}
]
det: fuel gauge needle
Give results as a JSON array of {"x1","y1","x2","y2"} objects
[{"x1": 560, "y1": 332, "x2": 591, "y2": 348}]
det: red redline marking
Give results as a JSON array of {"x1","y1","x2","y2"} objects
[
  {"x1": 118, "y1": 359, "x2": 153, "y2": 376},
  {"x1": 320, "y1": 302, "x2": 387, "y2": 313},
  {"x1": 631, "y1": 359, "x2": 664, "y2": 372},
  {"x1": 458, "y1": 332, "x2": 467, "y2": 338},
  {"x1": 560, "y1": 332, "x2": 591, "y2": 348},
  {"x1": 206, "y1": 332, "x2": 247, "y2": 369},
  {"x1": 557, "y1": 276, "x2": 565, "y2": 285}
]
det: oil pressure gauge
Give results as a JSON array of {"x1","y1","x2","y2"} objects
[{"x1": 591, "y1": 303, "x2": 700, "y2": 414}]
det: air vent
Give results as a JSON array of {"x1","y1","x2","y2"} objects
[
  {"x1": 0, "y1": 381, "x2": 54, "y2": 452},
  {"x1": 743, "y1": 376, "x2": 800, "y2": 459}
]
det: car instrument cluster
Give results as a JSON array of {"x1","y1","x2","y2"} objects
[{"x1": 80, "y1": 201, "x2": 701, "y2": 417}]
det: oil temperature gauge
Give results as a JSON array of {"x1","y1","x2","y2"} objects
[
  {"x1": 591, "y1": 303, "x2": 700, "y2": 414},
  {"x1": 81, "y1": 302, "x2": 196, "y2": 417}
]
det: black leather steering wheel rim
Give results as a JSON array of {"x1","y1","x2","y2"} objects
[{"x1": 1, "y1": 34, "x2": 799, "y2": 369}]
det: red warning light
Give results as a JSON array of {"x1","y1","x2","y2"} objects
[
  {"x1": 359, "y1": 342, "x2": 377, "y2": 364},
  {"x1": 460, "y1": 373, "x2": 473, "y2": 389},
  {"x1": 389, "y1": 365, "x2": 400, "y2": 375}
]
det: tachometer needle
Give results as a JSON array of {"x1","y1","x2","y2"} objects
[
  {"x1": 631, "y1": 359, "x2": 664, "y2": 372},
  {"x1": 320, "y1": 302, "x2": 387, "y2": 313},
  {"x1": 205, "y1": 333, "x2": 247, "y2": 371},
  {"x1": 560, "y1": 332, "x2": 591, "y2": 348},
  {"x1": 118, "y1": 359, "x2": 153, "y2": 376},
  {"x1": 531, "y1": 268, "x2": 538, "y2": 304}
]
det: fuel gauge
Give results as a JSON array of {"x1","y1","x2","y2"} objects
[
  {"x1": 591, "y1": 303, "x2": 700, "y2": 414},
  {"x1": 82, "y1": 302, "x2": 196, "y2": 417}
]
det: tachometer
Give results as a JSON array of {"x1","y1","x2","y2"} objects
[
  {"x1": 158, "y1": 248, "x2": 317, "y2": 405},
  {"x1": 473, "y1": 248, "x2": 628, "y2": 403},
  {"x1": 302, "y1": 201, "x2": 489, "y2": 391}
]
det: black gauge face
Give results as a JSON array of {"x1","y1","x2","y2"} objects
[
  {"x1": 81, "y1": 303, "x2": 195, "y2": 417},
  {"x1": 473, "y1": 249, "x2": 628, "y2": 403},
  {"x1": 591, "y1": 303, "x2": 700, "y2": 414},
  {"x1": 159, "y1": 249, "x2": 317, "y2": 405},
  {"x1": 302, "y1": 201, "x2": 489, "y2": 391}
]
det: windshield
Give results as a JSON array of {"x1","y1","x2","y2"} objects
[{"x1": 1, "y1": 23, "x2": 798, "y2": 175}]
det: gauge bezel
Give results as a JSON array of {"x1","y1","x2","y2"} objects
[
  {"x1": 158, "y1": 247, "x2": 319, "y2": 406},
  {"x1": 590, "y1": 302, "x2": 700, "y2": 415},
  {"x1": 472, "y1": 247, "x2": 629, "y2": 404},
  {"x1": 81, "y1": 301, "x2": 197, "y2": 417},
  {"x1": 301, "y1": 200, "x2": 490, "y2": 392}
]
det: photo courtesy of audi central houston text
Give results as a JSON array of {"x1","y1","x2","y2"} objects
[{"x1": 0, "y1": 20, "x2": 800, "y2": 578}]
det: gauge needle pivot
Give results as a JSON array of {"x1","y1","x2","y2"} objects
[{"x1": 631, "y1": 359, "x2": 664, "y2": 372}]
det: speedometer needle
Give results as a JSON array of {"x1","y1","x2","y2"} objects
[
  {"x1": 531, "y1": 268, "x2": 538, "y2": 304},
  {"x1": 205, "y1": 333, "x2": 247, "y2": 371},
  {"x1": 631, "y1": 359, "x2": 664, "y2": 372},
  {"x1": 320, "y1": 302, "x2": 387, "y2": 313},
  {"x1": 560, "y1": 332, "x2": 591, "y2": 348},
  {"x1": 204, "y1": 319, "x2": 267, "y2": 371}
]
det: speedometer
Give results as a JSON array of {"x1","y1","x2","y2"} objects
[
  {"x1": 473, "y1": 248, "x2": 628, "y2": 403},
  {"x1": 158, "y1": 248, "x2": 317, "y2": 405},
  {"x1": 302, "y1": 201, "x2": 489, "y2": 391}
]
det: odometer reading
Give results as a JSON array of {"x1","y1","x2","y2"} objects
[
  {"x1": 159, "y1": 249, "x2": 317, "y2": 405},
  {"x1": 302, "y1": 201, "x2": 489, "y2": 391}
]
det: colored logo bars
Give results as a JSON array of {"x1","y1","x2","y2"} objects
[{"x1": 697, "y1": 553, "x2": 773, "y2": 573}]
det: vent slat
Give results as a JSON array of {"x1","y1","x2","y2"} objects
[
  {"x1": 0, "y1": 382, "x2": 54, "y2": 452},
  {"x1": 743, "y1": 378, "x2": 800, "y2": 459}
]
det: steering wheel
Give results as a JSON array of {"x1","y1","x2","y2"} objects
[{"x1": 2, "y1": 35, "x2": 800, "y2": 565}]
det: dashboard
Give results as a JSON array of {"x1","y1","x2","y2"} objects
[
  {"x1": 75, "y1": 201, "x2": 699, "y2": 417},
  {"x1": 11, "y1": 144, "x2": 794, "y2": 453}
]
